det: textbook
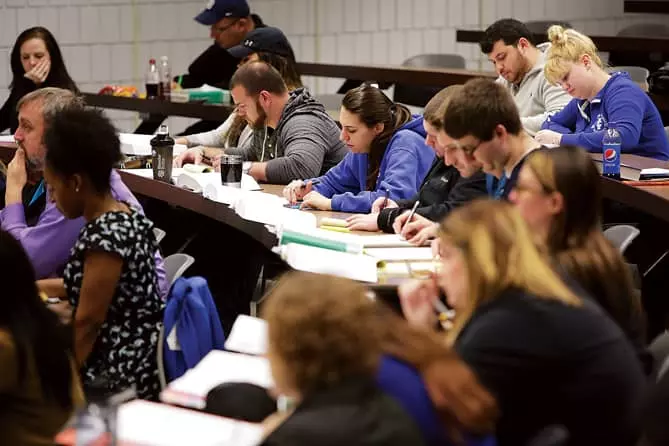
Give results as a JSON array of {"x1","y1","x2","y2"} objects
[{"x1": 160, "y1": 350, "x2": 273, "y2": 409}]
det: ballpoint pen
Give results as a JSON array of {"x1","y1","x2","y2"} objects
[{"x1": 401, "y1": 201, "x2": 421, "y2": 233}]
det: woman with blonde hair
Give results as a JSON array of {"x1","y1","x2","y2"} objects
[
  {"x1": 509, "y1": 145, "x2": 649, "y2": 370},
  {"x1": 400, "y1": 200, "x2": 645, "y2": 446},
  {"x1": 261, "y1": 271, "x2": 497, "y2": 446},
  {"x1": 535, "y1": 25, "x2": 669, "y2": 160}
]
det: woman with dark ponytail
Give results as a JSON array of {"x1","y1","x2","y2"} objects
[{"x1": 283, "y1": 84, "x2": 435, "y2": 213}]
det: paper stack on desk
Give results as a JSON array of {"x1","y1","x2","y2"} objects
[
  {"x1": 161, "y1": 350, "x2": 273, "y2": 409},
  {"x1": 118, "y1": 400, "x2": 263, "y2": 446}
]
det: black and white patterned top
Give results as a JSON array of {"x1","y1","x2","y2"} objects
[{"x1": 64, "y1": 206, "x2": 164, "y2": 400}]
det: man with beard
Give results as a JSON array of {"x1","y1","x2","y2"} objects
[
  {"x1": 227, "y1": 61, "x2": 347, "y2": 184},
  {"x1": 479, "y1": 18, "x2": 571, "y2": 136},
  {"x1": 0, "y1": 87, "x2": 168, "y2": 299}
]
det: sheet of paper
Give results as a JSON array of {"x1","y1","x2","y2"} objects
[
  {"x1": 355, "y1": 234, "x2": 417, "y2": 248},
  {"x1": 119, "y1": 133, "x2": 186, "y2": 156},
  {"x1": 118, "y1": 400, "x2": 263, "y2": 446},
  {"x1": 281, "y1": 243, "x2": 378, "y2": 283},
  {"x1": 379, "y1": 261, "x2": 438, "y2": 278},
  {"x1": 162, "y1": 350, "x2": 273, "y2": 408},
  {"x1": 365, "y1": 247, "x2": 434, "y2": 262},
  {"x1": 641, "y1": 168, "x2": 669, "y2": 175},
  {"x1": 225, "y1": 315, "x2": 268, "y2": 356}
]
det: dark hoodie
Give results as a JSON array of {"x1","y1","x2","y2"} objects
[{"x1": 228, "y1": 88, "x2": 347, "y2": 184}]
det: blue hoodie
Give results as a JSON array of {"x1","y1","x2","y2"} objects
[
  {"x1": 312, "y1": 115, "x2": 435, "y2": 213},
  {"x1": 541, "y1": 72, "x2": 669, "y2": 160}
]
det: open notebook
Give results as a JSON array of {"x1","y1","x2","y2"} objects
[{"x1": 161, "y1": 350, "x2": 273, "y2": 409}]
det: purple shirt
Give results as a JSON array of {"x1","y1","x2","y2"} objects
[{"x1": 0, "y1": 170, "x2": 169, "y2": 299}]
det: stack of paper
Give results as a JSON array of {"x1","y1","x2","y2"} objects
[
  {"x1": 278, "y1": 243, "x2": 379, "y2": 283},
  {"x1": 161, "y1": 350, "x2": 273, "y2": 409},
  {"x1": 364, "y1": 247, "x2": 434, "y2": 262},
  {"x1": 225, "y1": 315, "x2": 268, "y2": 356},
  {"x1": 118, "y1": 400, "x2": 263, "y2": 446}
]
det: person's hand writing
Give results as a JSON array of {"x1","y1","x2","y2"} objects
[
  {"x1": 5, "y1": 149, "x2": 28, "y2": 205},
  {"x1": 535, "y1": 129, "x2": 563, "y2": 146},
  {"x1": 24, "y1": 59, "x2": 51, "y2": 85},
  {"x1": 282, "y1": 180, "x2": 312, "y2": 204},
  {"x1": 301, "y1": 191, "x2": 331, "y2": 211},
  {"x1": 371, "y1": 197, "x2": 398, "y2": 213},
  {"x1": 393, "y1": 212, "x2": 436, "y2": 245},
  {"x1": 346, "y1": 213, "x2": 379, "y2": 231},
  {"x1": 173, "y1": 147, "x2": 203, "y2": 167},
  {"x1": 398, "y1": 278, "x2": 439, "y2": 328}
]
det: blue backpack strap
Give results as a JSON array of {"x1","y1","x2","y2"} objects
[{"x1": 485, "y1": 174, "x2": 495, "y2": 196}]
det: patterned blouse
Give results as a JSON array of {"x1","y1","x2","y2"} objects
[{"x1": 64, "y1": 206, "x2": 164, "y2": 400}]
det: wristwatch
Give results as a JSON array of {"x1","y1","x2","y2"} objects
[{"x1": 242, "y1": 161, "x2": 252, "y2": 174}]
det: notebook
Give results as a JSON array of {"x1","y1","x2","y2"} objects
[
  {"x1": 364, "y1": 247, "x2": 434, "y2": 262},
  {"x1": 118, "y1": 400, "x2": 263, "y2": 446},
  {"x1": 161, "y1": 350, "x2": 273, "y2": 409},
  {"x1": 278, "y1": 243, "x2": 379, "y2": 283}
]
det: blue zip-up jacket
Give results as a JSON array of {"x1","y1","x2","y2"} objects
[
  {"x1": 163, "y1": 276, "x2": 226, "y2": 382},
  {"x1": 541, "y1": 72, "x2": 669, "y2": 160},
  {"x1": 312, "y1": 115, "x2": 435, "y2": 213}
]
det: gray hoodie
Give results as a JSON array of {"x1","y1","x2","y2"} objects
[
  {"x1": 227, "y1": 88, "x2": 348, "y2": 184},
  {"x1": 496, "y1": 43, "x2": 572, "y2": 136}
]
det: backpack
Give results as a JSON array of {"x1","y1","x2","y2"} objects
[{"x1": 162, "y1": 276, "x2": 226, "y2": 382}]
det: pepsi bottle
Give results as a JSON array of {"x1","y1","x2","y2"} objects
[{"x1": 602, "y1": 123, "x2": 621, "y2": 180}]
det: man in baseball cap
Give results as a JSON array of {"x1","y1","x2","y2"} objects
[
  {"x1": 179, "y1": 0, "x2": 265, "y2": 90},
  {"x1": 227, "y1": 27, "x2": 295, "y2": 61}
]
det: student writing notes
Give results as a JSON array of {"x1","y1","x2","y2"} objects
[
  {"x1": 283, "y1": 84, "x2": 435, "y2": 213},
  {"x1": 537, "y1": 25, "x2": 669, "y2": 160}
]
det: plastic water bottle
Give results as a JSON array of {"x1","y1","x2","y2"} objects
[
  {"x1": 602, "y1": 122, "x2": 621, "y2": 180},
  {"x1": 158, "y1": 56, "x2": 171, "y2": 101}
]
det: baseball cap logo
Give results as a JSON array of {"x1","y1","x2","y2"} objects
[{"x1": 604, "y1": 148, "x2": 617, "y2": 162}]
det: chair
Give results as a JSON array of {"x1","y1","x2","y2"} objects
[
  {"x1": 607, "y1": 66, "x2": 650, "y2": 91},
  {"x1": 153, "y1": 227, "x2": 167, "y2": 244},
  {"x1": 163, "y1": 253, "x2": 195, "y2": 287},
  {"x1": 649, "y1": 331, "x2": 669, "y2": 381},
  {"x1": 524, "y1": 21, "x2": 572, "y2": 34},
  {"x1": 393, "y1": 54, "x2": 466, "y2": 107},
  {"x1": 603, "y1": 224, "x2": 640, "y2": 254}
]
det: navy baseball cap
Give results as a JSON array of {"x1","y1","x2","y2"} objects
[
  {"x1": 228, "y1": 27, "x2": 295, "y2": 59},
  {"x1": 195, "y1": 0, "x2": 250, "y2": 26}
]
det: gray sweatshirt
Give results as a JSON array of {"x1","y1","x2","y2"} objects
[
  {"x1": 226, "y1": 88, "x2": 348, "y2": 184},
  {"x1": 496, "y1": 43, "x2": 572, "y2": 136}
]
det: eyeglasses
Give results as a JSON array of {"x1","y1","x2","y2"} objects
[{"x1": 211, "y1": 19, "x2": 240, "y2": 34}]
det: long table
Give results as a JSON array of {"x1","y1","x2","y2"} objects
[
  {"x1": 456, "y1": 29, "x2": 669, "y2": 53},
  {"x1": 82, "y1": 93, "x2": 234, "y2": 121}
]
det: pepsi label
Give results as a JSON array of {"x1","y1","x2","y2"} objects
[{"x1": 602, "y1": 143, "x2": 621, "y2": 178}]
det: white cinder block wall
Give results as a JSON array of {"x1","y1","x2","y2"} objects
[{"x1": 0, "y1": 0, "x2": 666, "y2": 133}]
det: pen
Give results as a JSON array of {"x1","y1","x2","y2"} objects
[
  {"x1": 300, "y1": 179, "x2": 321, "y2": 188},
  {"x1": 401, "y1": 201, "x2": 420, "y2": 233},
  {"x1": 380, "y1": 188, "x2": 390, "y2": 210}
]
